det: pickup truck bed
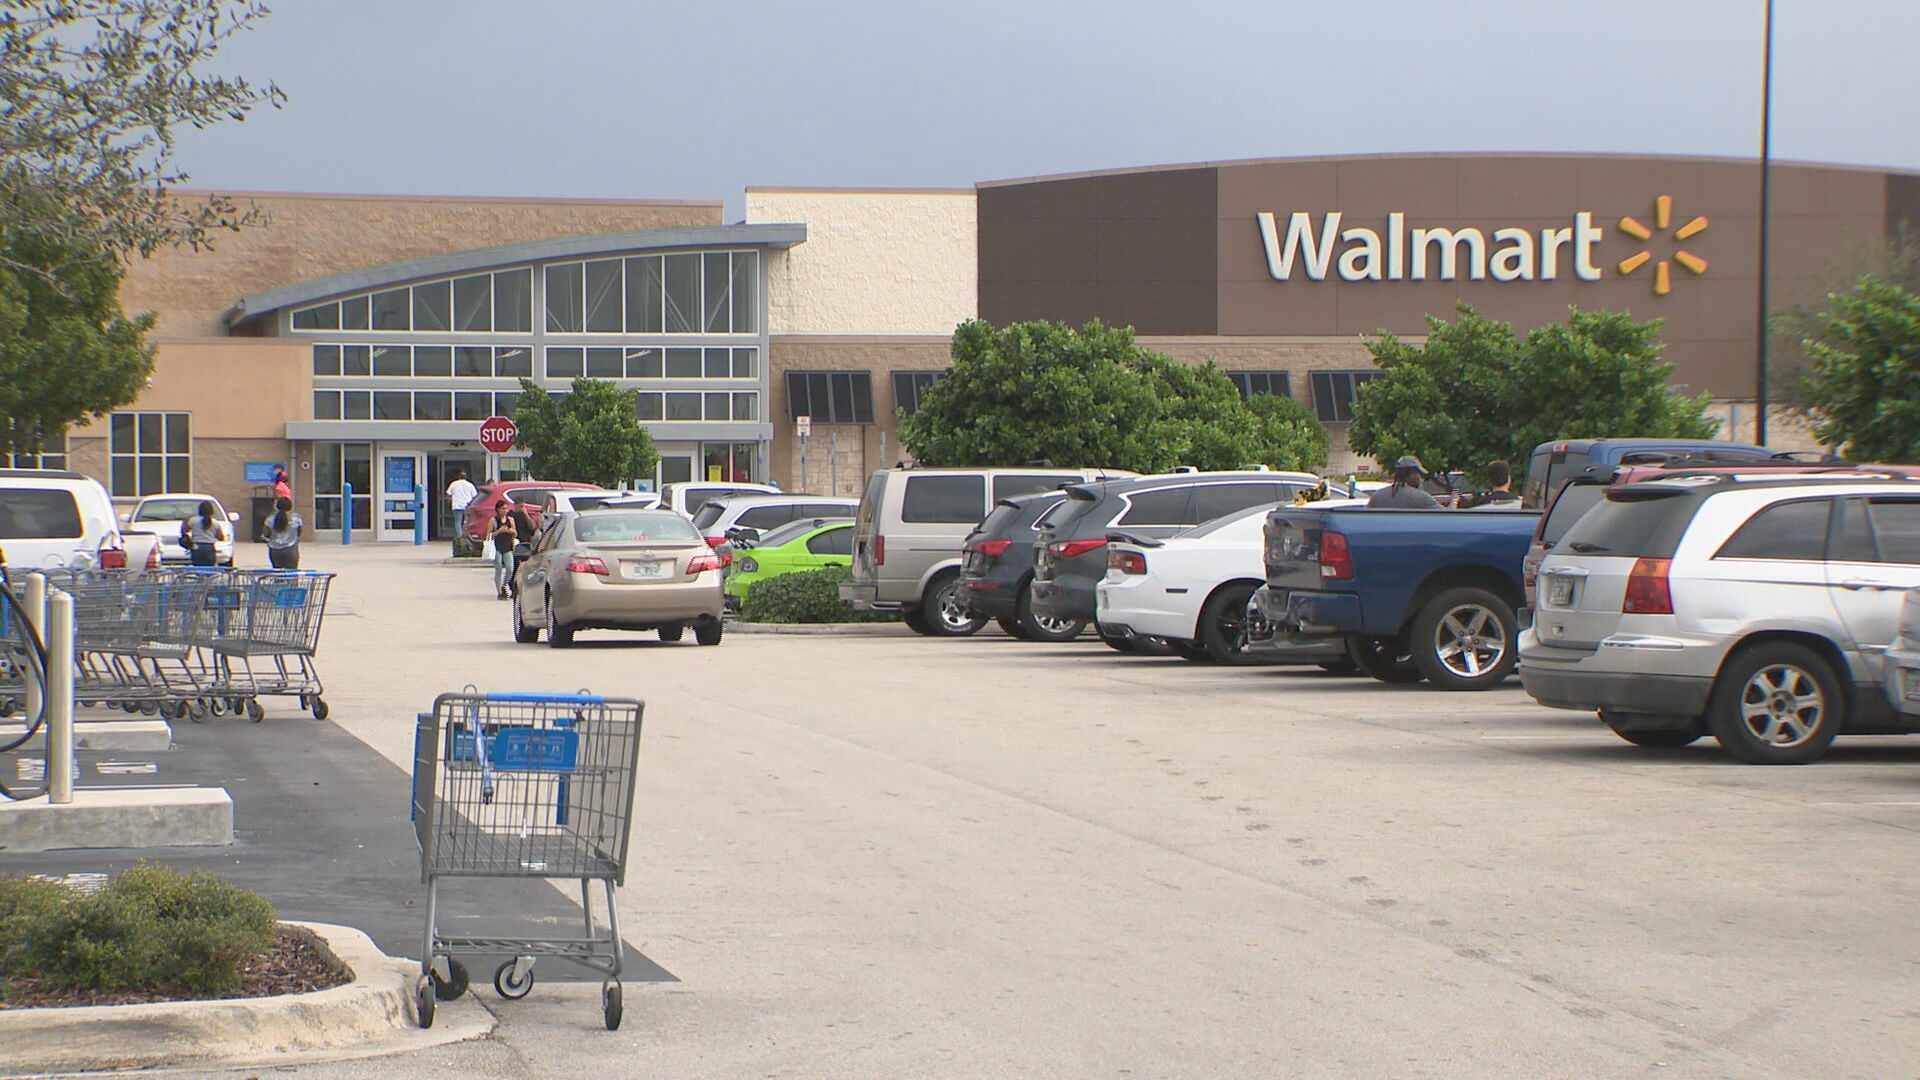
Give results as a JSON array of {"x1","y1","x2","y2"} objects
[{"x1": 1253, "y1": 505, "x2": 1539, "y2": 689}]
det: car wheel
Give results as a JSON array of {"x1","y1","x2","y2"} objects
[
  {"x1": 1347, "y1": 635, "x2": 1423, "y2": 684},
  {"x1": 545, "y1": 590, "x2": 574, "y2": 648},
  {"x1": 1410, "y1": 587, "x2": 1517, "y2": 690},
  {"x1": 694, "y1": 619, "x2": 724, "y2": 646},
  {"x1": 511, "y1": 591, "x2": 539, "y2": 643},
  {"x1": 1198, "y1": 582, "x2": 1262, "y2": 665},
  {"x1": 658, "y1": 623, "x2": 685, "y2": 643},
  {"x1": 1017, "y1": 587, "x2": 1085, "y2": 642},
  {"x1": 995, "y1": 616, "x2": 1024, "y2": 637},
  {"x1": 1705, "y1": 642, "x2": 1844, "y2": 764},
  {"x1": 1603, "y1": 723, "x2": 1703, "y2": 749},
  {"x1": 901, "y1": 605, "x2": 932, "y2": 634},
  {"x1": 919, "y1": 573, "x2": 988, "y2": 637}
]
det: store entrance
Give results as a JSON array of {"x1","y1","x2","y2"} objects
[{"x1": 428, "y1": 452, "x2": 485, "y2": 541}]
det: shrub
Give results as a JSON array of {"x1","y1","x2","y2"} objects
[
  {"x1": 739, "y1": 565, "x2": 896, "y2": 624},
  {"x1": 0, "y1": 864, "x2": 276, "y2": 993}
]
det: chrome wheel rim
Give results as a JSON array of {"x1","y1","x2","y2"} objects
[
  {"x1": 1739, "y1": 664, "x2": 1825, "y2": 747},
  {"x1": 936, "y1": 584, "x2": 974, "y2": 630},
  {"x1": 1432, "y1": 603, "x2": 1506, "y2": 678},
  {"x1": 1035, "y1": 612, "x2": 1076, "y2": 634}
]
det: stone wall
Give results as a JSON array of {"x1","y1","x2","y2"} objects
[{"x1": 747, "y1": 189, "x2": 976, "y2": 336}]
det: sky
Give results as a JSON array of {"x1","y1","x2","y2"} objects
[{"x1": 175, "y1": 0, "x2": 1920, "y2": 218}]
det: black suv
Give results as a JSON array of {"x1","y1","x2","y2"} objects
[
  {"x1": 1029, "y1": 472, "x2": 1327, "y2": 651},
  {"x1": 958, "y1": 490, "x2": 1079, "y2": 641}
]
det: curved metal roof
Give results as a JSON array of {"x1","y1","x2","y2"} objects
[{"x1": 223, "y1": 223, "x2": 806, "y2": 330}]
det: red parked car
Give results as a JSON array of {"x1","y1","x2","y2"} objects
[{"x1": 462, "y1": 481, "x2": 602, "y2": 543}]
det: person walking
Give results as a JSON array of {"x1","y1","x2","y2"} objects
[
  {"x1": 1476, "y1": 459, "x2": 1521, "y2": 506},
  {"x1": 271, "y1": 466, "x2": 293, "y2": 502},
  {"x1": 1367, "y1": 456, "x2": 1441, "y2": 509},
  {"x1": 446, "y1": 470, "x2": 478, "y2": 555},
  {"x1": 489, "y1": 502, "x2": 519, "y2": 599},
  {"x1": 261, "y1": 496, "x2": 305, "y2": 569},
  {"x1": 182, "y1": 500, "x2": 229, "y2": 567}
]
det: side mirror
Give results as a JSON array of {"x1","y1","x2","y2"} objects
[{"x1": 228, "y1": 512, "x2": 241, "y2": 523}]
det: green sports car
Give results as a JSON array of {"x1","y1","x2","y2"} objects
[{"x1": 722, "y1": 517, "x2": 855, "y2": 611}]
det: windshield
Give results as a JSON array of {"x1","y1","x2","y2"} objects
[
  {"x1": 572, "y1": 512, "x2": 702, "y2": 544},
  {"x1": 132, "y1": 498, "x2": 204, "y2": 521},
  {"x1": 1539, "y1": 483, "x2": 1607, "y2": 546},
  {"x1": 1556, "y1": 491, "x2": 1696, "y2": 558}
]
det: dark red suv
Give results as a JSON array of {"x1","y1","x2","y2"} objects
[{"x1": 462, "y1": 481, "x2": 601, "y2": 542}]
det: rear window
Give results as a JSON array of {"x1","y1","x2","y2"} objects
[
  {"x1": 807, "y1": 526, "x2": 854, "y2": 556},
  {"x1": 132, "y1": 498, "x2": 201, "y2": 521},
  {"x1": 1039, "y1": 492, "x2": 1097, "y2": 533},
  {"x1": 902, "y1": 475, "x2": 986, "y2": 523},
  {"x1": 1556, "y1": 489, "x2": 1699, "y2": 558},
  {"x1": 1540, "y1": 482, "x2": 1608, "y2": 546},
  {"x1": 573, "y1": 512, "x2": 700, "y2": 544},
  {"x1": 683, "y1": 487, "x2": 744, "y2": 512},
  {"x1": 691, "y1": 503, "x2": 728, "y2": 529},
  {"x1": 0, "y1": 489, "x2": 84, "y2": 539},
  {"x1": 857, "y1": 473, "x2": 885, "y2": 529},
  {"x1": 973, "y1": 500, "x2": 1026, "y2": 539},
  {"x1": 1117, "y1": 487, "x2": 1193, "y2": 525},
  {"x1": 992, "y1": 474, "x2": 1081, "y2": 502}
]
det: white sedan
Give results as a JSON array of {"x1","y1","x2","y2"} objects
[
  {"x1": 1095, "y1": 500, "x2": 1363, "y2": 663},
  {"x1": 124, "y1": 493, "x2": 239, "y2": 566}
]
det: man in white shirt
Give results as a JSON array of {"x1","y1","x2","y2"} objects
[{"x1": 446, "y1": 471, "x2": 478, "y2": 555}]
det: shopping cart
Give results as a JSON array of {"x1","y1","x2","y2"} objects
[
  {"x1": 411, "y1": 690, "x2": 644, "y2": 1030},
  {"x1": 194, "y1": 570, "x2": 335, "y2": 721}
]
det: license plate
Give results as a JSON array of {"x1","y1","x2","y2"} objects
[
  {"x1": 1904, "y1": 670, "x2": 1920, "y2": 703},
  {"x1": 624, "y1": 561, "x2": 666, "y2": 579},
  {"x1": 1547, "y1": 577, "x2": 1574, "y2": 607}
]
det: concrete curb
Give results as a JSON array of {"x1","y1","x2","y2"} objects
[
  {"x1": 725, "y1": 620, "x2": 910, "y2": 636},
  {"x1": 0, "y1": 921, "x2": 494, "y2": 1076}
]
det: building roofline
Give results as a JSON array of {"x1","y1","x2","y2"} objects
[
  {"x1": 745, "y1": 186, "x2": 974, "y2": 196},
  {"x1": 223, "y1": 223, "x2": 807, "y2": 331},
  {"x1": 173, "y1": 187, "x2": 722, "y2": 208},
  {"x1": 975, "y1": 150, "x2": 1920, "y2": 189}
]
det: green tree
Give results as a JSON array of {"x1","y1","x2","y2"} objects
[
  {"x1": 512, "y1": 378, "x2": 660, "y2": 487},
  {"x1": 900, "y1": 319, "x2": 1328, "y2": 473},
  {"x1": 0, "y1": 235, "x2": 155, "y2": 455},
  {"x1": 1795, "y1": 276, "x2": 1920, "y2": 460},
  {"x1": 1349, "y1": 305, "x2": 1717, "y2": 480},
  {"x1": 1243, "y1": 391, "x2": 1330, "y2": 471}
]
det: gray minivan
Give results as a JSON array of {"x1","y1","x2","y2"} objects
[{"x1": 839, "y1": 467, "x2": 1131, "y2": 636}]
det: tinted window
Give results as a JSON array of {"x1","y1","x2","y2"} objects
[
  {"x1": 0, "y1": 489, "x2": 83, "y2": 539},
  {"x1": 807, "y1": 526, "x2": 854, "y2": 555},
  {"x1": 509, "y1": 488, "x2": 552, "y2": 506},
  {"x1": 1869, "y1": 500, "x2": 1920, "y2": 564},
  {"x1": 1117, "y1": 488, "x2": 1193, "y2": 525},
  {"x1": 682, "y1": 487, "x2": 740, "y2": 512},
  {"x1": 573, "y1": 512, "x2": 700, "y2": 544},
  {"x1": 1191, "y1": 483, "x2": 1279, "y2": 524},
  {"x1": 992, "y1": 474, "x2": 1082, "y2": 502},
  {"x1": 1557, "y1": 490, "x2": 1698, "y2": 558},
  {"x1": 738, "y1": 506, "x2": 794, "y2": 529},
  {"x1": 1715, "y1": 498, "x2": 1831, "y2": 560},
  {"x1": 795, "y1": 502, "x2": 851, "y2": 518},
  {"x1": 691, "y1": 503, "x2": 728, "y2": 529},
  {"x1": 902, "y1": 475, "x2": 986, "y2": 523},
  {"x1": 1541, "y1": 482, "x2": 1608, "y2": 545},
  {"x1": 758, "y1": 517, "x2": 835, "y2": 548},
  {"x1": 974, "y1": 500, "x2": 1028, "y2": 539}
]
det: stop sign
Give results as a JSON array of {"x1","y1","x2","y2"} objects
[{"x1": 478, "y1": 415, "x2": 518, "y2": 454}]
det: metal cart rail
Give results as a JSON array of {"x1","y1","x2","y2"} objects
[{"x1": 411, "y1": 689, "x2": 644, "y2": 1030}]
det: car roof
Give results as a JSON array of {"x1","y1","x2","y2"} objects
[
  {"x1": 1062, "y1": 471, "x2": 1323, "y2": 498},
  {"x1": 0, "y1": 469, "x2": 88, "y2": 480},
  {"x1": 699, "y1": 492, "x2": 845, "y2": 506},
  {"x1": 1617, "y1": 475, "x2": 1920, "y2": 500}
]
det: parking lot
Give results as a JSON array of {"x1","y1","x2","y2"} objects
[{"x1": 23, "y1": 540, "x2": 1920, "y2": 1079}]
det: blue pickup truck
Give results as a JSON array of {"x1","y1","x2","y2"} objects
[{"x1": 1250, "y1": 505, "x2": 1540, "y2": 690}]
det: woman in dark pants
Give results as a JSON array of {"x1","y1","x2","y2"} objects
[{"x1": 183, "y1": 500, "x2": 227, "y2": 567}]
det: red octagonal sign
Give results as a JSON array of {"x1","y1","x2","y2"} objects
[{"x1": 478, "y1": 415, "x2": 518, "y2": 454}]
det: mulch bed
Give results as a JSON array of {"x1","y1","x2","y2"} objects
[{"x1": 0, "y1": 928, "x2": 351, "y2": 1010}]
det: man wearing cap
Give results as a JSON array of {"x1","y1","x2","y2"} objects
[{"x1": 1369, "y1": 456, "x2": 1441, "y2": 508}]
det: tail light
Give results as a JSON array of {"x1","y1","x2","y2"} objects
[
  {"x1": 974, "y1": 539, "x2": 1012, "y2": 558},
  {"x1": 704, "y1": 536, "x2": 726, "y2": 548},
  {"x1": 1622, "y1": 557, "x2": 1673, "y2": 614},
  {"x1": 97, "y1": 542, "x2": 128, "y2": 570},
  {"x1": 1108, "y1": 548, "x2": 1148, "y2": 575},
  {"x1": 687, "y1": 553, "x2": 722, "y2": 575},
  {"x1": 145, "y1": 544, "x2": 161, "y2": 570},
  {"x1": 873, "y1": 534, "x2": 886, "y2": 566},
  {"x1": 565, "y1": 555, "x2": 609, "y2": 575},
  {"x1": 1048, "y1": 539, "x2": 1107, "y2": 559},
  {"x1": 1319, "y1": 531, "x2": 1353, "y2": 580},
  {"x1": 1522, "y1": 562, "x2": 1537, "y2": 592}
]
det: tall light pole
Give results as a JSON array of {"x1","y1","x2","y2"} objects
[{"x1": 1755, "y1": 0, "x2": 1775, "y2": 444}]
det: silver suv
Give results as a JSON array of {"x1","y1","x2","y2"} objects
[{"x1": 1519, "y1": 475, "x2": 1920, "y2": 763}]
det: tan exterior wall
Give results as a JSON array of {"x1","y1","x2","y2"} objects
[
  {"x1": 767, "y1": 336, "x2": 950, "y2": 495},
  {"x1": 747, "y1": 189, "x2": 976, "y2": 336},
  {"x1": 121, "y1": 191, "x2": 724, "y2": 339}
]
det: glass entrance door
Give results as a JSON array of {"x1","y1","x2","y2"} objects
[{"x1": 377, "y1": 451, "x2": 425, "y2": 541}]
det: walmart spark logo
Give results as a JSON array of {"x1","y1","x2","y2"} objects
[{"x1": 1616, "y1": 196, "x2": 1708, "y2": 296}]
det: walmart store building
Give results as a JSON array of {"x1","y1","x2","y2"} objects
[{"x1": 21, "y1": 152, "x2": 1918, "y2": 541}]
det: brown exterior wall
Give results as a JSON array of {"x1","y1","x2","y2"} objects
[{"x1": 120, "y1": 191, "x2": 725, "y2": 339}]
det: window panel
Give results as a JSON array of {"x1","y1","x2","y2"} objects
[
  {"x1": 342, "y1": 391, "x2": 371, "y2": 420},
  {"x1": 453, "y1": 275, "x2": 492, "y2": 331},
  {"x1": 546, "y1": 347, "x2": 583, "y2": 379},
  {"x1": 372, "y1": 289, "x2": 409, "y2": 331},
  {"x1": 665, "y1": 392, "x2": 701, "y2": 420},
  {"x1": 1716, "y1": 499, "x2": 1831, "y2": 560},
  {"x1": 807, "y1": 527, "x2": 853, "y2": 556},
  {"x1": 1190, "y1": 483, "x2": 1281, "y2": 524},
  {"x1": 666, "y1": 348, "x2": 701, "y2": 378},
  {"x1": 626, "y1": 347, "x2": 661, "y2": 378},
  {"x1": 585, "y1": 260, "x2": 623, "y2": 333},
  {"x1": 901, "y1": 475, "x2": 986, "y2": 523},
  {"x1": 137, "y1": 413, "x2": 162, "y2": 453},
  {"x1": 705, "y1": 348, "x2": 731, "y2": 378},
  {"x1": 413, "y1": 391, "x2": 452, "y2": 421},
  {"x1": 493, "y1": 269, "x2": 532, "y2": 332},
  {"x1": 111, "y1": 457, "x2": 135, "y2": 495},
  {"x1": 664, "y1": 253, "x2": 699, "y2": 333},
  {"x1": 414, "y1": 345, "x2": 452, "y2": 377},
  {"x1": 732, "y1": 348, "x2": 757, "y2": 378},
  {"x1": 412, "y1": 280, "x2": 451, "y2": 331},
  {"x1": 636, "y1": 393, "x2": 663, "y2": 421},
  {"x1": 342, "y1": 345, "x2": 371, "y2": 376},
  {"x1": 704, "y1": 392, "x2": 730, "y2": 420},
  {"x1": 1868, "y1": 500, "x2": 1920, "y2": 564},
  {"x1": 314, "y1": 391, "x2": 341, "y2": 420},
  {"x1": 110, "y1": 414, "x2": 135, "y2": 453},
  {"x1": 703, "y1": 252, "x2": 730, "y2": 332},
  {"x1": 586, "y1": 347, "x2": 623, "y2": 379},
  {"x1": 1310, "y1": 370, "x2": 1380, "y2": 424},
  {"x1": 730, "y1": 252, "x2": 758, "y2": 333},
  {"x1": 495, "y1": 347, "x2": 532, "y2": 378},
  {"x1": 292, "y1": 303, "x2": 338, "y2": 331},
  {"x1": 137, "y1": 457, "x2": 163, "y2": 496},
  {"x1": 452, "y1": 392, "x2": 491, "y2": 421},
  {"x1": 108, "y1": 412, "x2": 191, "y2": 497},
  {"x1": 164, "y1": 458, "x2": 190, "y2": 493},
  {"x1": 373, "y1": 345, "x2": 411, "y2": 377},
  {"x1": 494, "y1": 392, "x2": 520, "y2": 419},
  {"x1": 341, "y1": 295, "x2": 370, "y2": 330},
  {"x1": 732, "y1": 393, "x2": 757, "y2": 421},
  {"x1": 313, "y1": 344, "x2": 341, "y2": 376},
  {"x1": 891, "y1": 370, "x2": 948, "y2": 415},
  {"x1": 373, "y1": 391, "x2": 411, "y2": 420},
  {"x1": 626, "y1": 256, "x2": 663, "y2": 333},
  {"x1": 1228, "y1": 371, "x2": 1293, "y2": 400},
  {"x1": 545, "y1": 262, "x2": 584, "y2": 332},
  {"x1": 1117, "y1": 488, "x2": 1194, "y2": 525}
]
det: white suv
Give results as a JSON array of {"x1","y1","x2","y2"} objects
[
  {"x1": 0, "y1": 469, "x2": 162, "y2": 572},
  {"x1": 1519, "y1": 475, "x2": 1920, "y2": 763}
]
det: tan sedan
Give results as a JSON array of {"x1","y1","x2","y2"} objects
[{"x1": 511, "y1": 509, "x2": 724, "y2": 647}]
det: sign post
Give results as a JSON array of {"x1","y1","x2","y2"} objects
[{"x1": 796, "y1": 415, "x2": 811, "y2": 493}]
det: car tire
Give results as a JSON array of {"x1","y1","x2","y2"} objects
[
  {"x1": 918, "y1": 573, "x2": 988, "y2": 637},
  {"x1": 1198, "y1": 582, "x2": 1262, "y2": 665},
  {"x1": 1317, "y1": 659, "x2": 1359, "y2": 675},
  {"x1": 658, "y1": 623, "x2": 685, "y2": 643},
  {"x1": 545, "y1": 591, "x2": 574, "y2": 649},
  {"x1": 1347, "y1": 635, "x2": 1423, "y2": 684},
  {"x1": 511, "y1": 592, "x2": 539, "y2": 644},
  {"x1": 1705, "y1": 642, "x2": 1844, "y2": 764},
  {"x1": 1017, "y1": 587, "x2": 1085, "y2": 642},
  {"x1": 694, "y1": 619, "x2": 724, "y2": 647},
  {"x1": 902, "y1": 606, "x2": 932, "y2": 634},
  {"x1": 995, "y1": 616, "x2": 1024, "y2": 637},
  {"x1": 1409, "y1": 587, "x2": 1518, "y2": 690}
]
